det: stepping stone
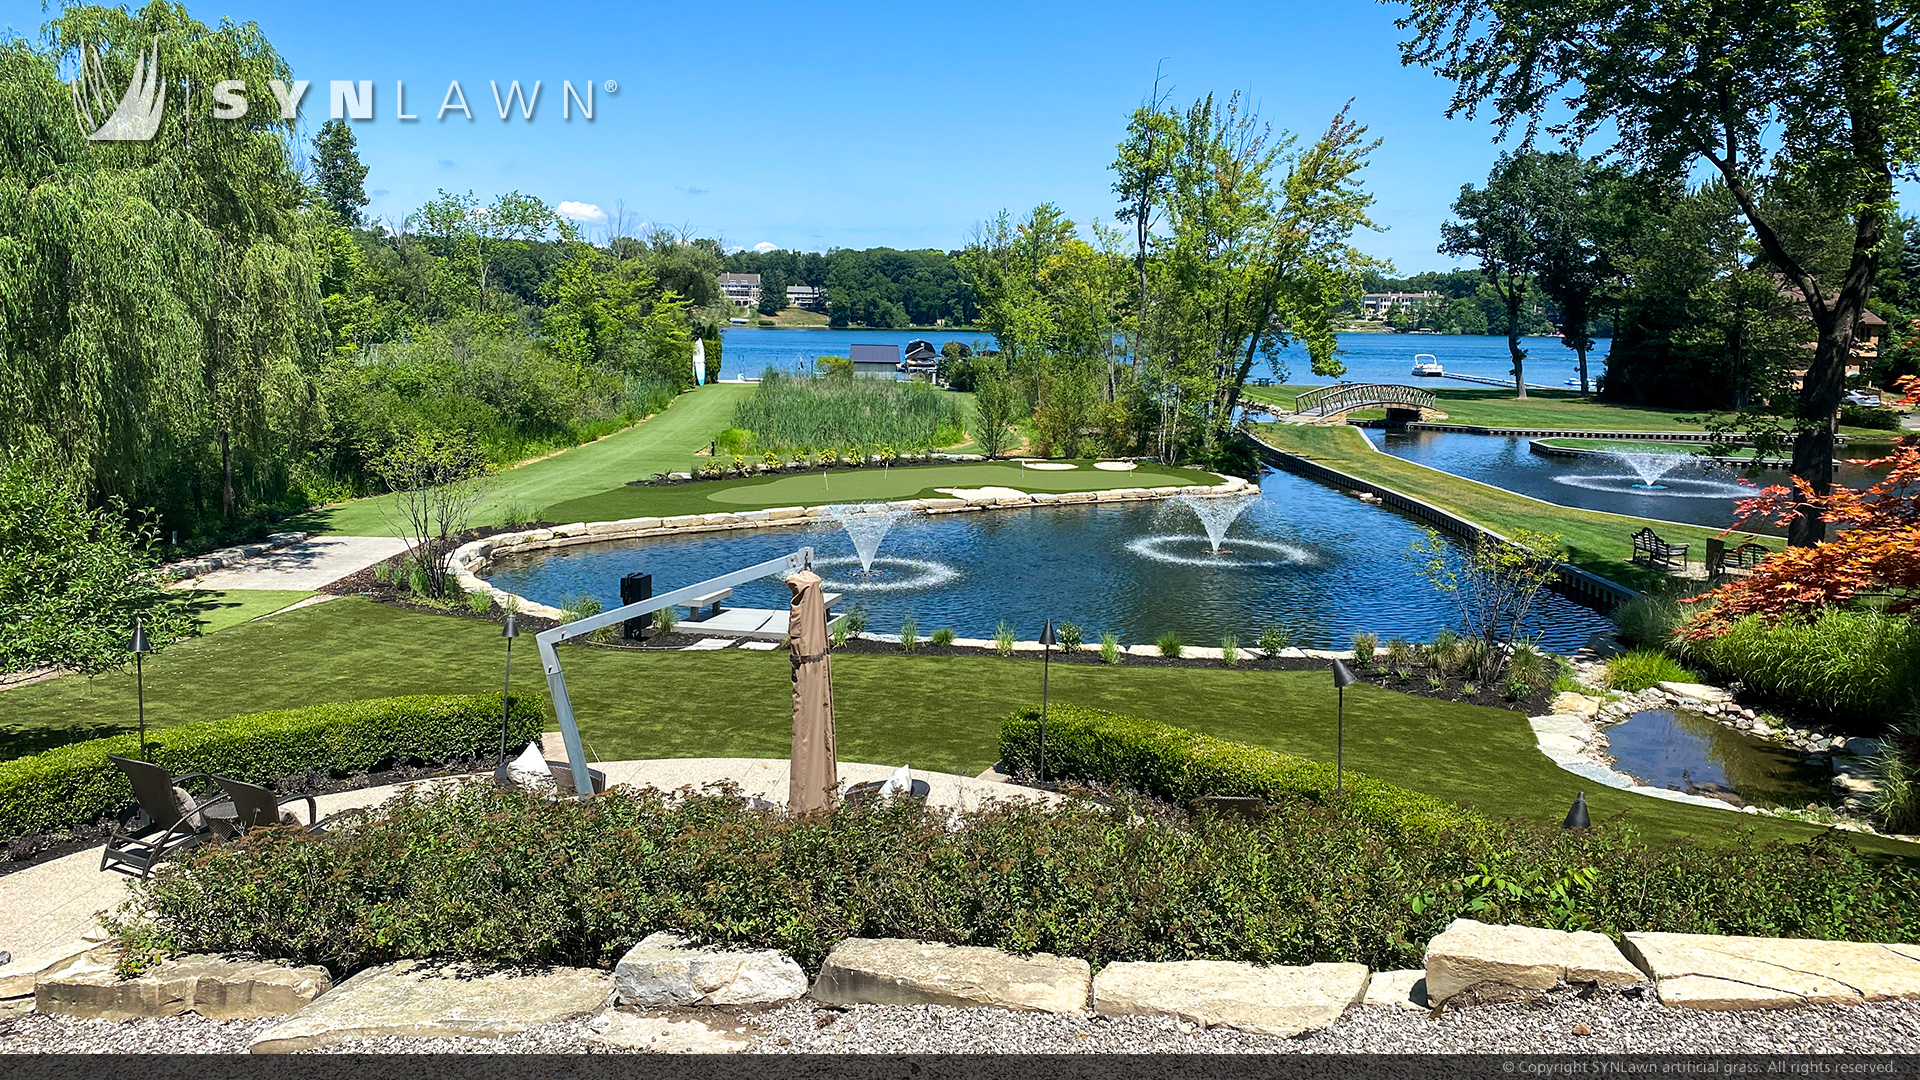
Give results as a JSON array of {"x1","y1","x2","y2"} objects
[
  {"x1": 614, "y1": 932, "x2": 807, "y2": 1007},
  {"x1": 1362, "y1": 969, "x2": 1429, "y2": 1011},
  {"x1": 682, "y1": 638, "x2": 735, "y2": 650},
  {"x1": 1424, "y1": 919, "x2": 1642, "y2": 1004},
  {"x1": 1622, "y1": 932, "x2": 1920, "y2": 1011},
  {"x1": 813, "y1": 938, "x2": 1089, "y2": 1014},
  {"x1": 248, "y1": 959, "x2": 612, "y2": 1054},
  {"x1": 37, "y1": 952, "x2": 330, "y2": 1021},
  {"x1": 586, "y1": 1009, "x2": 757, "y2": 1052},
  {"x1": 1656, "y1": 681, "x2": 1732, "y2": 704},
  {"x1": 1092, "y1": 959, "x2": 1368, "y2": 1037},
  {"x1": 738, "y1": 640, "x2": 781, "y2": 650}
]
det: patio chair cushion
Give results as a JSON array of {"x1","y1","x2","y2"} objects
[{"x1": 172, "y1": 786, "x2": 206, "y2": 828}]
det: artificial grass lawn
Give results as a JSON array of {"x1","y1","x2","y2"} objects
[
  {"x1": 1243, "y1": 385, "x2": 1893, "y2": 439},
  {"x1": 297, "y1": 384, "x2": 757, "y2": 537},
  {"x1": 540, "y1": 460, "x2": 1219, "y2": 523},
  {"x1": 180, "y1": 589, "x2": 315, "y2": 635},
  {"x1": 6, "y1": 597, "x2": 1911, "y2": 855},
  {"x1": 1251, "y1": 424, "x2": 1756, "y2": 593}
]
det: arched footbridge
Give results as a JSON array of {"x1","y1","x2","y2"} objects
[{"x1": 1291, "y1": 383, "x2": 1436, "y2": 420}]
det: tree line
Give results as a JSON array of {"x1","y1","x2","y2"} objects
[{"x1": 722, "y1": 247, "x2": 978, "y2": 328}]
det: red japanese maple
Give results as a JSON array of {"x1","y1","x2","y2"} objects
[{"x1": 1682, "y1": 376, "x2": 1920, "y2": 636}]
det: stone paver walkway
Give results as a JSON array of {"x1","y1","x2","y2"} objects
[{"x1": 180, "y1": 536, "x2": 412, "y2": 591}]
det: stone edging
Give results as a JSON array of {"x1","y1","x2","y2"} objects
[
  {"x1": 450, "y1": 475, "x2": 1258, "y2": 621},
  {"x1": 162, "y1": 531, "x2": 309, "y2": 582}
]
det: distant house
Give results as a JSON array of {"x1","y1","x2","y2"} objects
[
  {"x1": 1359, "y1": 291, "x2": 1435, "y2": 319},
  {"x1": 719, "y1": 272, "x2": 761, "y2": 308},
  {"x1": 903, "y1": 339, "x2": 939, "y2": 381},
  {"x1": 1777, "y1": 283, "x2": 1882, "y2": 391},
  {"x1": 786, "y1": 284, "x2": 827, "y2": 311},
  {"x1": 848, "y1": 343, "x2": 902, "y2": 379}
]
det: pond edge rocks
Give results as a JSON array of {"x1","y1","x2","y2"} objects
[{"x1": 448, "y1": 474, "x2": 1257, "y2": 620}]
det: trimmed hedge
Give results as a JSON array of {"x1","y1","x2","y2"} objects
[
  {"x1": 1000, "y1": 704, "x2": 1479, "y2": 838},
  {"x1": 0, "y1": 694, "x2": 544, "y2": 841}
]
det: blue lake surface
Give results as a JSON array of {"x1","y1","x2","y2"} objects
[
  {"x1": 483, "y1": 466, "x2": 1616, "y2": 650},
  {"x1": 718, "y1": 327, "x2": 1609, "y2": 389}
]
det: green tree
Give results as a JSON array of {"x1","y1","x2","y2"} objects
[
  {"x1": 1395, "y1": 0, "x2": 1920, "y2": 544},
  {"x1": 757, "y1": 268, "x2": 788, "y2": 316},
  {"x1": 971, "y1": 370, "x2": 1024, "y2": 459},
  {"x1": 1439, "y1": 152, "x2": 1569, "y2": 399},
  {"x1": 1531, "y1": 156, "x2": 1618, "y2": 395},
  {"x1": 311, "y1": 119, "x2": 370, "y2": 225}
]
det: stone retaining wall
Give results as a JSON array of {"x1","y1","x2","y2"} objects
[
  {"x1": 450, "y1": 475, "x2": 1257, "y2": 621},
  {"x1": 161, "y1": 531, "x2": 308, "y2": 582}
]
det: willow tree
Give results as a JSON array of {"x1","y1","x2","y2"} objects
[
  {"x1": 1394, "y1": 0, "x2": 1920, "y2": 546},
  {"x1": 0, "y1": 4, "x2": 326, "y2": 532}
]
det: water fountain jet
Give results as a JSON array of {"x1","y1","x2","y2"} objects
[
  {"x1": 1609, "y1": 450, "x2": 1690, "y2": 490},
  {"x1": 826, "y1": 503, "x2": 909, "y2": 575},
  {"x1": 1171, "y1": 493, "x2": 1261, "y2": 555}
]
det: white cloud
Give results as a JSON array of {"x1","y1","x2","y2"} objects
[
  {"x1": 752, "y1": 241, "x2": 778, "y2": 253},
  {"x1": 555, "y1": 200, "x2": 607, "y2": 224}
]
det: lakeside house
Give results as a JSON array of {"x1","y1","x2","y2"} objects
[
  {"x1": 786, "y1": 284, "x2": 827, "y2": 311},
  {"x1": 849, "y1": 343, "x2": 903, "y2": 379},
  {"x1": 720, "y1": 272, "x2": 762, "y2": 309},
  {"x1": 1359, "y1": 291, "x2": 1436, "y2": 319}
]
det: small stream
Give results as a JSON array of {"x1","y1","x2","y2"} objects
[{"x1": 1604, "y1": 708, "x2": 1835, "y2": 809}]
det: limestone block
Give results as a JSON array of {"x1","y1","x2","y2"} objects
[
  {"x1": 1550, "y1": 692, "x2": 1604, "y2": 718},
  {"x1": 1424, "y1": 919, "x2": 1641, "y2": 1004},
  {"x1": 1656, "y1": 681, "x2": 1732, "y2": 705},
  {"x1": 1622, "y1": 932, "x2": 1920, "y2": 1011},
  {"x1": 661, "y1": 515, "x2": 704, "y2": 529},
  {"x1": 1092, "y1": 960, "x2": 1367, "y2": 1036},
  {"x1": 812, "y1": 938, "x2": 1089, "y2": 1014},
  {"x1": 613, "y1": 932, "x2": 806, "y2": 1007},
  {"x1": 585, "y1": 1009, "x2": 756, "y2": 1052},
  {"x1": 550, "y1": 523, "x2": 588, "y2": 539},
  {"x1": 701, "y1": 513, "x2": 739, "y2": 526},
  {"x1": 249, "y1": 960, "x2": 612, "y2": 1054},
  {"x1": 37, "y1": 953, "x2": 329, "y2": 1021},
  {"x1": 1361, "y1": 969, "x2": 1429, "y2": 1011}
]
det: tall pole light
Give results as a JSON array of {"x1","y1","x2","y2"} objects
[
  {"x1": 1331, "y1": 658, "x2": 1356, "y2": 794},
  {"x1": 128, "y1": 617, "x2": 152, "y2": 761},
  {"x1": 500, "y1": 613, "x2": 520, "y2": 770},
  {"x1": 1037, "y1": 620, "x2": 1056, "y2": 783}
]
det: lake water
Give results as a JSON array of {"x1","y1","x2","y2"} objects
[
  {"x1": 482, "y1": 465, "x2": 1616, "y2": 649},
  {"x1": 717, "y1": 327, "x2": 1609, "y2": 389}
]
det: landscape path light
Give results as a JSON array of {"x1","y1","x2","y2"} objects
[
  {"x1": 1038, "y1": 620, "x2": 1056, "y2": 783},
  {"x1": 500, "y1": 612, "x2": 519, "y2": 772},
  {"x1": 1564, "y1": 791, "x2": 1591, "y2": 830},
  {"x1": 1331, "y1": 657, "x2": 1356, "y2": 794},
  {"x1": 128, "y1": 617, "x2": 152, "y2": 761}
]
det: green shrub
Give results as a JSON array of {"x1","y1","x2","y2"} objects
[
  {"x1": 1258, "y1": 626, "x2": 1290, "y2": 659},
  {"x1": 1000, "y1": 705, "x2": 1474, "y2": 840},
  {"x1": 0, "y1": 694, "x2": 542, "y2": 842},
  {"x1": 1057, "y1": 622, "x2": 1084, "y2": 653},
  {"x1": 1220, "y1": 633, "x2": 1239, "y2": 667},
  {"x1": 1100, "y1": 632, "x2": 1121, "y2": 665},
  {"x1": 1840, "y1": 403, "x2": 1902, "y2": 430},
  {"x1": 1680, "y1": 611, "x2": 1920, "y2": 726},
  {"x1": 1427, "y1": 629, "x2": 1460, "y2": 674},
  {"x1": 994, "y1": 621, "x2": 1016, "y2": 656},
  {"x1": 930, "y1": 626, "x2": 955, "y2": 648},
  {"x1": 1384, "y1": 638, "x2": 1415, "y2": 670},
  {"x1": 1351, "y1": 631, "x2": 1378, "y2": 667},
  {"x1": 844, "y1": 608, "x2": 869, "y2": 638},
  {"x1": 1157, "y1": 631, "x2": 1184, "y2": 658},
  {"x1": 465, "y1": 590, "x2": 494, "y2": 616},
  {"x1": 714, "y1": 428, "x2": 755, "y2": 456},
  {"x1": 1507, "y1": 642, "x2": 1551, "y2": 693},
  {"x1": 898, "y1": 618, "x2": 919, "y2": 653},
  {"x1": 1602, "y1": 648, "x2": 1694, "y2": 692},
  {"x1": 1872, "y1": 737, "x2": 1920, "y2": 835},
  {"x1": 1613, "y1": 595, "x2": 1684, "y2": 649},
  {"x1": 652, "y1": 605, "x2": 678, "y2": 636}
]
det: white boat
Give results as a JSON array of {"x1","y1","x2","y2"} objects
[
  {"x1": 729, "y1": 316, "x2": 749, "y2": 325},
  {"x1": 1410, "y1": 354, "x2": 1444, "y2": 377}
]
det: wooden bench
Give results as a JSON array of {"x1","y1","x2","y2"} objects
[
  {"x1": 680, "y1": 588, "x2": 732, "y2": 619},
  {"x1": 1631, "y1": 527, "x2": 1689, "y2": 570},
  {"x1": 1729, "y1": 542, "x2": 1771, "y2": 568}
]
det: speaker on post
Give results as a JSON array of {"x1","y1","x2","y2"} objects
[{"x1": 619, "y1": 572, "x2": 652, "y2": 640}]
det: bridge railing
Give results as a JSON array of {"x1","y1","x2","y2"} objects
[{"x1": 1293, "y1": 383, "x2": 1436, "y2": 416}]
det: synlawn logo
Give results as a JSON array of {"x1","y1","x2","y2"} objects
[{"x1": 70, "y1": 38, "x2": 165, "y2": 142}]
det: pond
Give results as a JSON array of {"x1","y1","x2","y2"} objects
[
  {"x1": 1367, "y1": 429, "x2": 1888, "y2": 534},
  {"x1": 481, "y1": 467, "x2": 1617, "y2": 649},
  {"x1": 1604, "y1": 708, "x2": 1834, "y2": 810}
]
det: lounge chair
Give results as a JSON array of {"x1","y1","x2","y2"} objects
[
  {"x1": 210, "y1": 776, "x2": 321, "y2": 835},
  {"x1": 101, "y1": 755, "x2": 229, "y2": 878}
]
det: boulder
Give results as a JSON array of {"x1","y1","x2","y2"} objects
[
  {"x1": 0, "y1": 940, "x2": 99, "y2": 999},
  {"x1": 1091, "y1": 960, "x2": 1367, "y2": 1037},
  {"x1": 585, "y1": 1009, "x2": 757, "y2": 1053},
  {"x1": 1656, "y1": 681, "x2": 1732, "y2": 705},
  {"x1": 1424, "y1": 919, "x2": 1642, "y2": 1004},
  {"x1": 1622, "y1": 932, "x2": 1920, "y2": 1011},
  {"x1": 248, "y1": 959, "x2": 611, "y2": 1054},
  {"x1": 661, "y1": 515, "x2": 704, "y2": 529},
  {"x1": 37, "y1": 953, "x2": 329, "y2": 1021},
  {"x1": 614, "y1": 932, "x2": 807, "y2": 1007},
  {"x1": 1549, "y1": 692, "x2": 1604, "y2": 718},
  {"x1": 1361, "y1": 969, "x2": 1429, "y2": 1011},
  {"x1": 812, "y1": 938, "x2": 1089, "y2": 1014}
]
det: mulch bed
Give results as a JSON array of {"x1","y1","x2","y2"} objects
[{"x1": 0, "y1": 754, "x2": 506, "y2": 878}]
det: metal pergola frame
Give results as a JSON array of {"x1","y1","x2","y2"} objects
[{"x1": 535, "y1": 548, "x2": 815, "y2": 787}]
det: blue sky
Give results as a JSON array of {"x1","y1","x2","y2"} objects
[{"x1": 12, "y1": 2, "x2": 1585, "y2": 272}]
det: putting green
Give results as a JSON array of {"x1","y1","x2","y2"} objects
[{"x1": 700, "y1": 461, "x2": 1204, "y2": 505}]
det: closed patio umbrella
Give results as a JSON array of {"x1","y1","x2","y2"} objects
[{"x1": 786, "y1": 569, "x2": 837, "y2": 814}]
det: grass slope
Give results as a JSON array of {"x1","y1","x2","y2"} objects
[
  {"x1": 180, "y1": 589, "x2": 316, "y2": 635},
  {"x1": 1243, "y1": 385, "x2": 1892, "y2": 439},
  {"x1": 1252, "y1": 424, "x2": 1758, "y2": 592},
  {"x1": 540, "y1": 460, "x2": 1217, "y2": 522},
  {"x1": 4, "y1": 597, "x2": 1909, "y2": 854},
  {"x1": 300, "y1": 384, "x2": 757, "y2": 536}
]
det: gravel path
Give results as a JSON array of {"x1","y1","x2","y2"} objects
[{"x1": 6, "y1": 992, "x2": 1920, "y2": 1054}]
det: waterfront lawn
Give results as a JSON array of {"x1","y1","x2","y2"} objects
[
  {"x1": 5, "y1": 597, "x2": 1913, "y2": 855},
  {"x1": 1243, "y1": 385, "x2": 1893, "y2": 439},
  {"x1": 538, "y1": 460, "x2": 1218, "y2": 523},
  {"x1": 1252, "y1": 424, "x2": 1751, "y2": 592},
  {"x1": 180, "y1": 589, "x2": 316, "y2": 634},
  {"x1": 299, "y1": 383, "x2": 757, "y2": 537}
]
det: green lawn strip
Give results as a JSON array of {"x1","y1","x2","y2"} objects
[
  {"x1": 178, "y1": 589, "x2": 316, "y2": 635},
  {"x1": 1242, "y1": 385, "x2": 1889, "y2": 439},
  {"x1": 539, "y1": 461, "x2": 1217, "y2": 523},
  {"x1": 1252, "y1": 424, "x2": 1758, "y2": 593},
  {"x1": 296, "y1": 384, "x2": 758, "y2": 537},
  {"x1": 4, "y1": 597, "x2": 1908, "y2": 855}
]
